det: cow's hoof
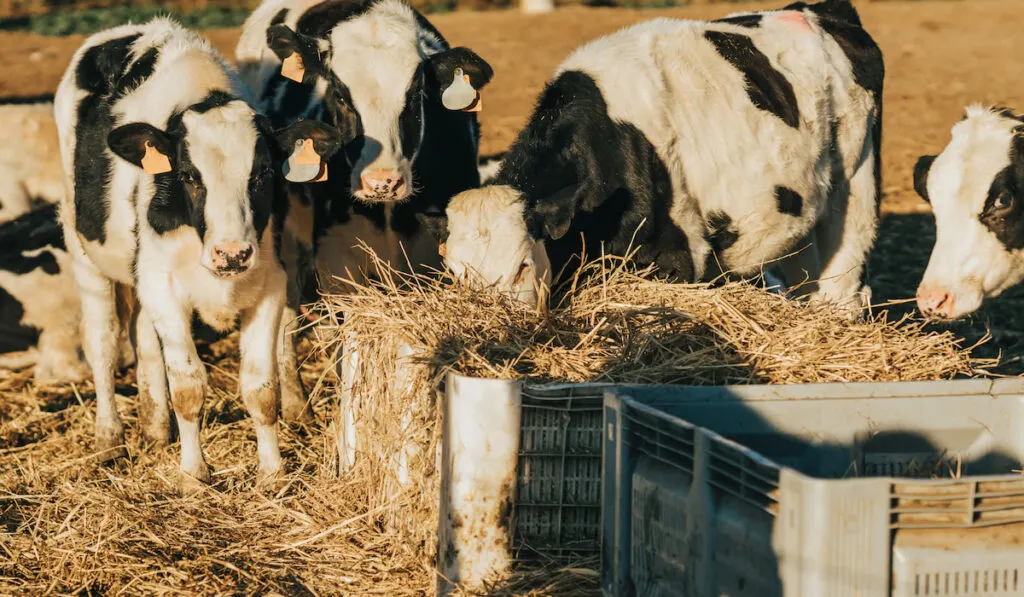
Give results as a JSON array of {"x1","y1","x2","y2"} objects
[
  {"x1": 178, "y1": 465, "x2": 212, "y2": 494},
  {"x1": 95, "y1": 429, "x2": 127, "y2": 463},
  {"x1": 281, "y1": 401, "x2": 314, "y2": 426},
  {"x1": 256, "y1": 468, "x2": 286, "y2": 492}
]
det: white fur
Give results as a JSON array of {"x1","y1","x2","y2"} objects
[
  {"x1": 446, "y1": 11, "x2": 879, "y2": 311},
  {"x1": 0, "y1": 102, "x2": 65, "y2": 223},
  {"x1": 55, "y1": 19, "x2": 286, "y2": 482},
  {"x1": 918, "y1": 106, "x2": 1024, "y2": 318}
]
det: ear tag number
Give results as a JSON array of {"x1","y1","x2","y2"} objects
[
  {"x1": 141, "y1": 140, "x2": 172, "y2": 175},
  {"x1": 281, "y1": 52, "x2": 306, "y2": 83},
  {"x1": 442, "y1": 67, "x2": 481, "y2": 112},
  {"x1": 284, "y1": 138, "x2": 327, "y2": 183}
]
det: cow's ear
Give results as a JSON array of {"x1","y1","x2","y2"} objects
[
  {"x1": 528, "y1": 186, "x2": 580, "y2": 241},
  {"x1": 266, "y1": 24, "x2": 325, "y2": 84},
  {"x1": 914, "y1": 155, "x2": 937, "y2": 203},
  {"x1": 275, "y1": 119, "x2": 350, "y2": 160},
  {"x1": 427, "y1": 47, "x2": 493, "y2": 112},
  {"x1": 274, "y1": 119, "x2": 348, "y2": 183},
  {"x1": 108, "y1": 123, "x2": 176, "y2": 174}
]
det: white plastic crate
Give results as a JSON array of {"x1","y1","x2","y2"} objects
[{"x1": 602, "y1": 379, "x2": 1024, "y2": 597}]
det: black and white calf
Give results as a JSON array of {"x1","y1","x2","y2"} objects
[
  {"x1": 0, "y1": 96, "x2": 66, "y2": 223},
  {"x1": 0, "y1": 205, "x2": 91, "y2": 382},
  {"x1": 54, "y1": 19, "x2": 343, "y2": 486},
  {"x1": 236, "y1": 0, "x2": 492, "y2": 287},
  {"x1": 914, "y1": 106, "x2": 1024, "y2": 319},
  {"x1": 442, "y1": 0, "x2": 883, "y2": 313}
]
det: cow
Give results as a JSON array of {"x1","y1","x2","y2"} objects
[
  {"x1": 54, "y1": 18, "x2": 346, "y2": 488},
  {"x1": 235, "y1": 0, "x2": 493, "y2": 289},
  {"x1": 913, "y1": 106, "x2": 1024, "y2": 319},
  {"x1": 0, "y1": 204, "x2": 90, "y2": 382},
  {"x1": 440, "y1": 0, "x2": 883, "y2": 315},
  {"x1": 0, "y1": 96, "x2": 66, "y2": 223}
]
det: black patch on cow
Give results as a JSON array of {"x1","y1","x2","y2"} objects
[
  {"x1": 0, "y1": 287, "x2": 39, "y2": 353},
  {"x1": 704, "y1": 31, "x2": 800, "y2": 129},
  {"x1": 705, "y1": 211, "x2": 739, "y2": 253},
  {"x1": 913, "y1": 155, "x2": 935, "y2": 203},
  {"x1": 188, "y1": 90, "x2": 235, "y2": 114},
  {"x1": 784, "y1": 0, "x2": 862, "y2": 27},
  {"x1": 0, "y1": 204, "x2": 64, "y2": 276},
  {"x1": 72, "y1": 33, "x2": 144, "y2": 243},
  {"x1": 775, "y1": 186, "x2": 804, "y2": 217},
  {"x1": 399, "y1": 65, "x2": 425, "y2": 158},
  {"x1": 296, "y1": 0, "x2": 376, "y2": 38},
  {"x1": 0, "y1": 93, "x2": 54, "y2": 105},
  {"x1": 270, "y1": 7, "x2": 288, "y2": 26},
  {"x1": 978, "y1": 137, "x2": 1024, "y2": 251},
  {"x1": 716, "y1": 13, "x2": 762, "y2": 28},
  {"x1": 494, "y1": 70, "x2": 694, "y2": 283}
]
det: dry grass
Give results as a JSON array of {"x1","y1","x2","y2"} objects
[
  {"x1": 0, "y1": 333, "x2": 595, "y2": 595},
  {"x1": 309, "y1": 250, "x2": 983, "y2": 593},
  {"x1": 0, "y1": 252, "x2": 986, "y2": 595}
]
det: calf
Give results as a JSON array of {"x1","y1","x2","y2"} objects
[
  {"x1": 442, "y1": 0, "x2": 883, "y2": 313},
  {"x1": 0, "y1": 96, "x2": 66, "y2": 223},
  {"x1": 236, "y1": 0, "x2": 492, "y2": 287},
  {"x1": 54, "y1": 18, "x2": 344, "y2": 487},
  {"x1": 914, "y1": 106, "x2": 1024, "y2": 319},
  {"x1": 0, "y1": 204, "x2": 91, "y2": 382}
]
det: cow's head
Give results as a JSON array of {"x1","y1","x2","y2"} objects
[
  {"x1": 108, "y1": 95, "x2": 346, "y2": 277},
  {"x1": 442, "y1": 185, "x2": 552, "y2": 308},
  {"x1": 914, "y1": 105, "x2": 1024, "y2": 319},
  {"x1": 265, "y1": 0, "x2": 492, "y2": 203}
]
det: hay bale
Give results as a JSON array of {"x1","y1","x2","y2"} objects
[{"x1": 317, "y1": 250, "x2": 983, "y2": 585}]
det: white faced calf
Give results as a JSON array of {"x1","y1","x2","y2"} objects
[
  {"x1": 55, "y1": 19, "x2": 343, "y2": 487},
  {"x1": 914, "y1": 106, "x2": 1024, "y2": 319},
  {"x1": 0, "y1": 97, "x2": 66, "y2": 223},
  {"x1": 442, "y1": 1, "x2": 883, "y2": 313}
]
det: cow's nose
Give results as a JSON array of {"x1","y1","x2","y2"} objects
[
  {"x1": 359, "y1": 169, "x2": 405, "y2": 200},
  {"x1": 210, "y1": 242, "x2": 255, "y2": 274},
  {"x1": 917, "y1": 287, "x2": 956, "y2": 318}
]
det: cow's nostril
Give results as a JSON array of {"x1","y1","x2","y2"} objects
[{"x1": 237, "y1": 246, "x2": 253, "y2": 261}]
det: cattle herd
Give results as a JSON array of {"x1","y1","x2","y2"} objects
[{"x1": 0, "y1": 0, "x2": 1022, "y2": 488}]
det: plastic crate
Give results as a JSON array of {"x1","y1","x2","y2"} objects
[
  {"x1": 602, "y1": 379, "x2": 1024, "y2": 597},
  {"x1": 515, "y1": 382, "x2": 610, "y2": 558}
]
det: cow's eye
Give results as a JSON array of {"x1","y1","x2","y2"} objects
[{"x1": 995, "y1": 192, "x2": 1013, "y2": 210}]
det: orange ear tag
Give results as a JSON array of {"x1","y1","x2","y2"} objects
[
  {"x1": 294, "y1": 138, "x2": 320, "y2": 166},
  {"x1": 141, "y1": 140, "x2": 172, "y2": 175},
  {"x1": 438, "y1": 242, "x2": 447, "y2": 257},
  {"x1": 281, "y1": 52, "x2": 306, "y2": 83}
]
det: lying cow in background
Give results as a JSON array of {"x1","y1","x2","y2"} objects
[
  {"x1": 914, "y1": 106, "x2": 1024, "y2": 319},
  {"x1": 54, "y1": 18, "x2": 344, "y2": 487},
  {"x1": 0, "y1": 204, "x2": 91, "y2": 382},
  {"x1": 442, "y1": 0, "x2": 883, "y2": 313},
  {"x1": 0, "y1": 96, "x2": 66, "y2": 223},
  {"x1": 236, "y1": 0, "x2": 492, "y2": 286}
]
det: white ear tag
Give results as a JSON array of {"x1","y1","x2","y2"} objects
[
  {"x1": 442, "y1": 67, "x2": 480, "y2": 112},
  {"x1": 283, "y1": 138, "x2": 327, "y2": 183}
]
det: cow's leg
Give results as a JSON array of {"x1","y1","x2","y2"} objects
[
  {"x1": 278, "y1": 306, "x2": 312, "y2": 423},
  {"x1": 142, "y1": 283, "x2": 210, "y2": 486},
  {"x1": 276, "y1": 232, "x2": 313, "y2": 424},
  {"x1": 811, "y1": 134, "x2": 879, "y2": 316},
  {"x1": 131, "y1": 305, "x2": 171, "y2": 447},
  {"x1": 240, "y1": 281, "x2": 286, "y2": 481},
  {"x1": 69, "y1": 252, "x2": 124, "y2": 460}
]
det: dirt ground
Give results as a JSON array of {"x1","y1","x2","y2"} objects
[{"x1": 2, "y1": 1, "x2": 1024, "y2": 594}]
